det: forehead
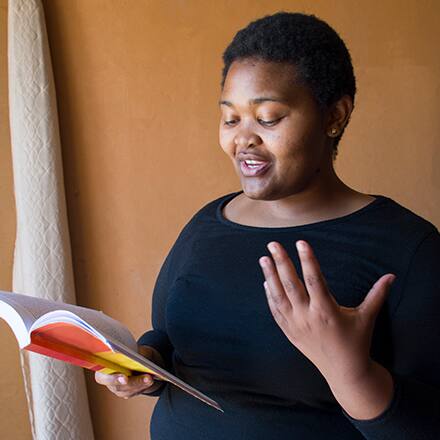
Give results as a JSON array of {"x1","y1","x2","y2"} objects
[{"x1": 221, "y1": 58, "x2": 302, "y2": 102}]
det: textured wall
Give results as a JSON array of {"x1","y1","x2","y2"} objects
[{"x1": 1, "y1": 1, "x2": 439, "y2": 439}]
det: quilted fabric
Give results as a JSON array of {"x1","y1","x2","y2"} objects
[{"x1": 8, "y1": 0, "x2": 95, "y2": 438}]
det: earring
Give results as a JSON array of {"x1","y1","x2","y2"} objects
[{"x1": 328, "y1": 127, "x2": 338, "y2": 137}]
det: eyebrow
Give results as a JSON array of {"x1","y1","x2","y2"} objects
[{"x1": 218, "y1": 97, "x2": 287, "y2": 107}]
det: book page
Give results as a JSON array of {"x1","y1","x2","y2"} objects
[
  {"x1": 0, "y1": 291, "x2": 137, "y2": 350},
  {"x1": 0, "y1": 291, "x2": 37, "y2": 330}
]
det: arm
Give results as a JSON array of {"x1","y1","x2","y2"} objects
[
  {"x1": 136, "y1": 202, "x2": 207, "y2": 396},
  {"x1": 137, "y1": 243, "x2": 179, "y2": 396},
  {"x1": 341, "y1": 229, "x2": 440, "y2": 439},
  {"x1": 325, "y1": 359, "x2": 395, "y2": 421}
]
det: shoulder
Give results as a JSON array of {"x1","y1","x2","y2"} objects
[
  {"x1": 379, "y1": 196, "x2": 439, "y2": 289},
  {"x1": 376, "y1": 195, "x2": 438, "y2": 245}
]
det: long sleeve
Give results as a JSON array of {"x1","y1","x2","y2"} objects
[
  {"x1": 137, "y1": 244, "x2": 177, "y2": 369},
  {"x1": 136, "y1": 214, "x2": 196, "y2": 397},
  {"x1": 342, "y1": 229, "x2": 440, "y2": 439},
  {"x1": 136, "y1": 244, "x2": 177, "y2": 396}
]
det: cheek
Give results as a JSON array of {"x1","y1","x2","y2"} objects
[
  {"x1": 271, "y1": 122, "x2": 320, "y2": 162},
  {"x1": 260, "y1": 129, "x2": 296, "y2": 159},
  {"x1": 219, "y1": 127, "x2": 235, "y2": 155},
  {"x1": 266, "y1": 132, "x2": 311, "y2": 172},
  {"x1": 283, "y1": 111, "x2": 321, "y2": 141}
]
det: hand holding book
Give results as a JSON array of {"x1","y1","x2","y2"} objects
[
  {"x1": 95, "y1": 345, "x2": 165, "y2": 398},
  {"x1": 0, "y1": 290, "x2": 223, "y2": 412}
]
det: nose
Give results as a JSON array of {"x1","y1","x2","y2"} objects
[{"x1": 234, "y1": 130, "x2": 261, "y2": 150}]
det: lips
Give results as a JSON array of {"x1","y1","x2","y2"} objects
[
  {"x1": 238, "y1": 153, "x2": 271, "y2": 162},
  {"x1": 239, "y1": 160, "x2": 271, "y2": 177}
]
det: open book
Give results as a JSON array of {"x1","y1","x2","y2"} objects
[{"x1": 0, "y1": 290, "x2": 222, "y2": 412}]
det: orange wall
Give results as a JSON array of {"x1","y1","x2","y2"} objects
[
  {"x1": 0, "y1": 0, "x2": 32, "y2": 438},
  {"x1": 1, "y1": 1, "x2": 439, "y2": 439}
]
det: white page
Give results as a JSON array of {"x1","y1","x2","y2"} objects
[
  {"x1": 0, "y1": 291, "x2": 36, "y2": 330},
  {"x1": 0, "y1": 291, "x2": 137, "y2": 350}
]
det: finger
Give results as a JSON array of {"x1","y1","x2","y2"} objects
[
  {"x1": 95, "y1": 371, "x2": 127, "y2": 386},
  {"x1": 259, "y1": 255, "x2": 292, "y2": 315},
  {"x1": 117, "y1": 374, "x2": 154, "y2": 389},
  {"x1": 137, "y1": 374, "x2": 154, "y2": 388},
  {"x1": 295, "y1": 240, "x2": 332, "y2": 308},
  {"x1": 111, "y1": 374, "x2": 155, "y2": 396},
  {"x1": 267, "y1": 241, "x2": 309, "y2": 306},
  {"x1": 360, "y1": 274, "x2": 396, "y2": 321},
  {"x1": 264, "y1": 281, "x2": 290, "y2": 329}
]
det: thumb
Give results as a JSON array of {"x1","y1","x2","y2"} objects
[{"x1": 360, "y1": 274, "x2": 396, "y2": 320}]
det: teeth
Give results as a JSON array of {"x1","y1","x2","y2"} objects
[{"x1": 245, "y1": 160, "x2": 265, "y2": 165}]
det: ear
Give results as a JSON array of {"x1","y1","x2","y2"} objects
[{"x1": 325, "y1": 95, "x2": 354, "y2": 136}]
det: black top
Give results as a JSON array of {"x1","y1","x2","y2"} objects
[{"x1": 138, "y1": 190, "x2": 440, "y2": 439}]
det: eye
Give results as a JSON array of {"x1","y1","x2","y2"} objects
[
  {"x1": 223, "y1": 119, "x2": 238, "y2": 126},
  {"x1": 223, "y1": 117, "x2": 284, "y2": 127},
  {"x1": 258, "y1": 117, "x2": 283, "y2": 126}
]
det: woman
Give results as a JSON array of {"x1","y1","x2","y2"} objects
[{"x1": 95, "y1": 12, "x2": 440, "y2": 439}]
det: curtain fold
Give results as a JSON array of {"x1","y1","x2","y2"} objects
[{"x1": 8, "y1": 0, "x2": 95, "y2": 438}]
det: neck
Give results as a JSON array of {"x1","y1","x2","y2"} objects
[{"x1": 247, "y1": 164, "x2": 361, "y2": 223}]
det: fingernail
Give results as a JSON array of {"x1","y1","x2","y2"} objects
[
  {"x1": 259, "y1": 257, "x2": 269, "y2": 266},
  {"x1": 118, "y1": 376, "x2": 127, "y2": 384},
  {"x1": 296, "y1": 241, "x2": 306, "y2": 251},
  {"x1": 267, "y1": 242, "x2": 277, "y2": 253},
  {"x1": 143, "y1": 376, "x2": 152, "y2": 384}
]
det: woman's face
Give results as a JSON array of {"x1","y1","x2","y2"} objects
[{"x1": 219, "y1": 58, "x2": 334, "y2": 201}]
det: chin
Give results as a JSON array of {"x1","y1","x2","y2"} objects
[{"x1": 241, "y1": 182, "x2": 279, "y2": 201}]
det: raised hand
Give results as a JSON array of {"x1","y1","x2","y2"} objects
[{"x1": 258, "y1": 240, "x2": 396, "y2": 384}]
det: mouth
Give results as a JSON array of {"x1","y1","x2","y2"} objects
[{"x1": 239, "y1": 160, "x2": 271, "y2": 177}]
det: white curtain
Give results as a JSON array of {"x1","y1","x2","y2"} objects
[{"x1": 8, "y1": 0, "x2": 95, "y2": 438}]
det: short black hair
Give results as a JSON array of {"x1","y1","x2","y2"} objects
[{"x1": 221, "y1": 11, "x2": 357, "y2": 157}]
